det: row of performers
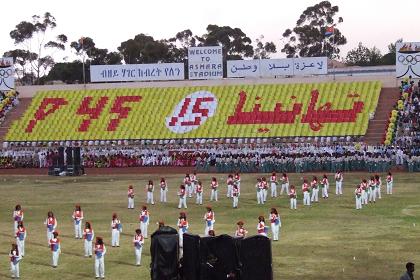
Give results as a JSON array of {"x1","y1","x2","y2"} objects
[
  {"x1": 10, "y1": 205, "x2": 281, "y2": 279},
  {"x1": 126, "y1": 171, "x2": 346, "y2": 208},
  {"x1": 354, "y1": 173, "x2": 394, "y2": 209},
  {"x1": 290, "y1": 173, "x2": 393, "y2": 209}
]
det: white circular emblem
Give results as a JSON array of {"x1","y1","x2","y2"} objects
[{"x1": 166, "y1": 91, "x2": 218, "y2": 134}]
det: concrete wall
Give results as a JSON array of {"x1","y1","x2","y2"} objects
[{"x1": 16, "y1": 74, "x2": 398, "y2": 98}]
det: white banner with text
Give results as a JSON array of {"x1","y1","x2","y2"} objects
[
  {"x1": 188, "y1": 46, "x2": 223, "y2": 80},
  {"x1": 90, "y1": 63, "x2": 185, "y2": 82},
  {"x1": 227, "y1": 57, "x2": 328, "y2": 77}
]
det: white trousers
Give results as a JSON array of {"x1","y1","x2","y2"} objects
[
  {"x1": 290, "y1": 198, "x2": 297, "y2": 209},
  {"x1": 355, "y1": 196, "x2": 362, "y2": 209},
  {"x1": 135, "y1": 247, "x2": 143, "y2": 265},
  {"x1": 187, "y1": 185, "x2": 193, "y2": 197},
  {"x1": 210, "y1": 190, "x2": 218, "y2": 201},
  {"x1": 387, "y1": 183, "x2": 393, "y2": 194},
  {"x1": 336, "y1": 182, "x2": 343, "y2": 195},
  {"x1": 128, "y1": 197, "x2": 134, "y2": 209},
  {"x1": 376, "y1": 186, "x2": 382, "y2": 199},
  {"x1": 311, "y1": 189, "x2": 319, "y2": 202},
  {"x1": 271, "y1": 223, "x2": 280, "y2": 241},
  {"x1": 111, "y1": 229, "x2": 120, "y2": 246},
  {"x1": 192, "y1": 182, "x2": 196, "y2": 194},
  {"x1": 146, "y1": 192, "x2": 154, "y2": 204},
  {"x1": 271, "y1": 183, "x2": 277, "y2": 197},
  {"x1": 10, "y1": 261, "x2": 19, "y2": 278},
  {"x1": 95, "y1": 256, "x2": 105, "y2": 278},
  {"x1": 362, "y1": 190, "x2": 368, "y2": 205},
  {"x1": 303, "y1": 192, "x2": 311, "y2": 205},
  {"x1": 14, "y1": 221, "x2": 18, "y2": 234},
  {"x1": 263, "y1": 189, "x2": 268, "y2": 201},
  {"x1": 227, "y1": 185, "x2": 233, "y2": 198},
  {"x1": 85, "y1": 240, "x2": 92, "y2": 256},
  {"x1": 160, "y1": 189, "x2": 167, "y2": 202},
  {"x1": 74, "y1": 222, "x2": 82, "y2": 238},
  {"x1": 257, "y1": 191, "x2": 264, "y2": 204},
  {"x1": 52, "y1": 251, "x2": 60, "y2": 267},
  {"x1": 322, "y1": 187, "x2": 329, "y2": 198},
  {"x1": 47, "y1": 230, "x2": 54, "y2": 245},
  {"x1": 196, "y1": 193, "x2": 203, "y2": 205},
  {"x1": 17, "y1": 239, "x2": 25, "y2": 256},
  {"x1": 280, "y1": 183, "x2": 289, "y2": 195},
  {"x1": 140, "y1": 222, "x2": 149, "y2": 238},
  {"x1": 369, "y1": 189, "x2": 376, "y2": 202},
  {"x1": 178, "y1": 231, "x2": 184, "y2": 248},
  {"x1": 178, "y1": 197, "x2": 187, "y2": 209},
  {"x1": 233, "y1": 196, "x2": 238, "y2": 208},
  {"x1": 204, "y1": 222, "x2": 214, "y2": 236}
]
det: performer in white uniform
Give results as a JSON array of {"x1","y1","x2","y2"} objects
[
  {"x1": 83, "y1": 221, "x2": 94, "y2": 257},
  {"x1": 386, "y1": 172, "x2": 393, "y2": 195},
  {"x1": 49, "y1": 231, "x2": 61, "y2": 268},
  {"x1": 15, "y1": 221, "x2": 26, "y2": 257},
  {"x1": 270, "y1": 172, "x2": 278, "y2": 198},
  {"x1": 133, "y1": 229, "x2": 144, "y2": 266},
  {"x1": 72, "y1": 204, "x2": 84, "y2": 239},
  {"x1": 178, "y1": 185, "x2": 187, "y2": 209},
  {"x1": 203, "y1": 206, "x2": 215, "y2": 236},
  {"x1": 127, "y1": 185, "x2": 135, "y2": 209},
  {"x1": 146, "y1": 180, "x2": 155, "y2": 205},
  {"x1": 139, "y1": 206, "x2": 150, "y2": 238},
  {"x1": 94, "y1": 237, "x2": 106, "y2": 279},
  {"x1": 9, "y1": 243, "x2": 21, "y2": 279},
  {"x1": 111, "y1": 213, "x2": 122, "y2": 247},
  {"x1": 160, "y1": 178, "x2": 168, "y2": 203},
  {"x1": 44, "y1": 211, "x2": 57, "y2": 246},
  {"x1": 195, "y1": 180, "x2": 203, "y2": 205}
]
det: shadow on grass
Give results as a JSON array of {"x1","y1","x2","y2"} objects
[
  {"x1": 109, "y1": 259, "x2": 135, "y2": 266},
  {"x1": 27, "y1": 259, "x2": 51, "y2": 267}
]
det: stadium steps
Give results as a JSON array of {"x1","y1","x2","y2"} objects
[
  {"x1": 0, "y1": 98, "x2": 33, "y2": 144},
  {"x1": 364, "y1": 87, "x2": 400, "y2": 145}
]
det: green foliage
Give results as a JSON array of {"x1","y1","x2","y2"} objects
[
  {"x1": 253, "y1": 36, "x2": 277, "y2": 59},
  {"x1": 281, "y1": 1, "x2": 346, "y2": 58},
  {"x1": 46, "y1": 61, "x2": 85, "y2": 83},
  {"x1": 8, "y1": 12, "x2": 66, "y2": 84},
  {"x1": 118, "y1": 34, "x2": 171, "y2": 64},
  {"x1": 196, "y1": 24, "x2": 254, "y2": 59},
  {"x1": 345, "y1": 42, "x2": 383, "y2": 66}
]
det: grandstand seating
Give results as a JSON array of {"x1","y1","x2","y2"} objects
[{"x1": 5, "y1": 81, "x2": 381, "y2": 142}]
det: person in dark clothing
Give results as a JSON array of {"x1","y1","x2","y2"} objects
[{"x1": 400, "y1": 262, "x2": 415, "y2": 280}]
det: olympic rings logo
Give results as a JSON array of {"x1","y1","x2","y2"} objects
[
  {"x1": 0, "y1": 68, "x2": 13, "y2": 78},
  {"x1": 398, "y1": 54, "x2": 420, "y2": 65}
]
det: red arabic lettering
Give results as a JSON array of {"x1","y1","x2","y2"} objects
[
  {"x1": 227, "y1": 91, "x2": 302, "y2": 125},
  {"x1": 301, "y1": 90, "x2": 364, "y2": 131}
]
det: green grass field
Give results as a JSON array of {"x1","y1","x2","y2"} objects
[{"x1": 0, "y1": 172, "x2": 419, "y2": 280}]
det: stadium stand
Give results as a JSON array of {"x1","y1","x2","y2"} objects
[{"x1": 5, "y1": 81, "x2": 381, "y2": 142}]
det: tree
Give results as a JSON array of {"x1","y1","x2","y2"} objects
[
  {"x1": 9, "y1": 12, "x2": 67, "y2": 84},
  {"x1": 253, "y1": 35, "x2": 277, "y2": 59},
  {"x1": 46, "y1": 61, "x2": 85, "y2": 83},
  {"x1": 167, "y1": 29, "x2": 197, "y2": 62},
  {"x1": 3, "y1": 49, "x2": 37, "y2": 81},
  {"x1": 118, "y1": 34, "x2": 171, "y2": 64},
  {"x1": 196, "y1": 24, "x2": 254, "y2": 60},
  {"x1": 345, "y1": 42, "x2": 383, "y2": 66},
  {"x1": 381, "y1": 38, "x2": 403, "y2": 65},
  {"x1": 70, "y1": 37, "x2": 122, "y2": 65},
  {"x1": 281, "y1": 1, "x2": 346, "y2": 59}
]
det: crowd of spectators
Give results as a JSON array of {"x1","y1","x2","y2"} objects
[
  {"x1": 0, "y1": 142, "x2": 416, "y2": 172},
  {"x1": 0, "y1": 90, "x2": 19, "y2": 124},
  {"x1": 393, "y1": 78, "x2": 420, "y2": 171}
]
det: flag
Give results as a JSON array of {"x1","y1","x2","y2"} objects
[{"x1": 325, "y1": 26, "x2": 334, "y2": 37}]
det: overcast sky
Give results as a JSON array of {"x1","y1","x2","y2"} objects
[{"x1": 1, "y1": 0, "x2": 417, "y2": 61}]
